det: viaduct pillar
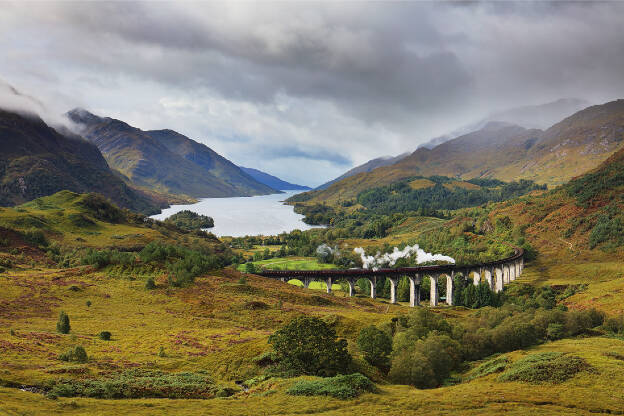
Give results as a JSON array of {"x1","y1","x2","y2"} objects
[
  {"x1": 430, "y1": 275, "x2": 439, "y2": 307},
  {"x1": 389, "y1": 276, "x2": 399, "y2": 304},
  {"x1": 446, "y1": 274, "x2": 454, "y2": 306},
  {"x1": 408, "y1": 274, "x2": 420, "y2": 307}
]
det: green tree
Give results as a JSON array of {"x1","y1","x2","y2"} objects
[
  {"x1": 245, "y1": 262, "x2": 257, "y2": 274},
  {"x1": 268, "y1": 316, "x2": 351, "y2": 376},
  {"x1": 357, "y1": 326, "x2": 392, "y2": 369},
  {"x1": 57, "y1": 311, "x2": 70, "y2": 334},
  {"x1": 388, "y1": 349, "x2": 436, "y2": 388}
]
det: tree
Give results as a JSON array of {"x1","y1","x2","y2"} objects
[
  {"x1": 388, "y1": 349, "x2": 436, "y2": 388},
  {"x1": 57, "y1": 311, "x2": 70, "y2": 334},
  {"x1": 268, "y1": 316, "x2": 351, "y2": 376},
  {"x1": 245, "y1": 262, "x2": 257, "y2": 274},
  {"x1": 357, "y1": 326, "x2": 392, "y2": 369}
]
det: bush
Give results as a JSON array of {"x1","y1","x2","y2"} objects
[
  {"x1": 22, "y1": 229, "x2": 48, "y2": 247},
  {"x1": 268, "y1": 316, "x2": 351, "y2": 377},
  {"x1": 245, "y1": 262, "x2": 257, "y2": 274},
  {"x1": 59, "y1": 346, "x2": 88, "y2": 363},
  {"x1": 47, "y1": 369, "x2": 227, "y2": 399},
  {"x1": 546, "y1": 323, "x2": 565, "y2": 340},
  {"x1": 286, "y1": 373, "x2": 376, "y2": 399},
  {"x1": 56, "y1": 311, "x2": 70, "y2": 334},
  {"x1": 466, "y1": 355, "x2": 509, "y2": 381},
  {"x1": 491, "y1": 321, "x2": 537, "y2": 352},
  {"x1": 357, "y1": 326, "x2": 392, "y2": 369},
  {"x1": 145, "y1": 277, "x2": 156, "y2": 290},
  {"x1": 99, "y1": 331, "x2": 112, "y2": 341},
  {"x1": 498, "y1": 352, "x2": 594, "y2": 384},
  {"x1": 388, "y1": 349, "x2": 436, "y2": 388},
  {"x1": 604, "y1": 316, "x2": 624, "y2": 334},
  {"x1": 565, "y1": 309, "x2": 603, "y2": 336}
]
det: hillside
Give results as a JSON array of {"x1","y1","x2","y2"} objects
[
  {"x1": 316, "y1": 153, "x2": 410, "y2": 190},
  {"x1": 239, "y1": 166, "x2": 309, "y2": 190},
  {"x1": 67, "y1": 109, "x2": 276, "y2": 198},
  {"x1": 295, "y1": 100, "x2": 624, "y2": 205},
  {"x1": 0, "y1": 109, "x2": 161, "y2": 214}
]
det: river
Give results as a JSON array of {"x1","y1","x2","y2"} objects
[{"x1": 150, "y1": 191, "x2": 320, "y2": 237}]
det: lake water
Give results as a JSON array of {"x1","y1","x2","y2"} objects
[{"x1": 150, "y1": 191, "x2": 320, "y2": 237}]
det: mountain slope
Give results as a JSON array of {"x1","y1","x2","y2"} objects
[
  {"x1": 67, "y1": 109, "x2": 276, "y2": 198},
  {"x1": 0, "y1": 109, "x2": 161, "y2": 214},
  {"x1": 417, "y1": 98, "x2": 590, "y2": 150},
  {"x1": 144, "y1": 129, "x2": 276, "y2": 195},
  {"x1": 293, "y1": 100, "x2": 624, "y2": 204},
  {"x1": 239, "y1": 167, "x2": 309, "y2": 190},
  {"x1": 316, "y1": 153, "x2": 410, "y2": 190}
]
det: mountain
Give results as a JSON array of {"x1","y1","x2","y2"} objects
[
  {"x1": 239, "y1": 167, "x2": 309, "y2": 190},
  {"x1": 292, "y1": 100, "x2": 624, "y2": 205},
  {"x1": 417, "y1": 98, "x2": 590, "y2": 150},
  {"x1": 67, "y1": 109, "x2": 276, "y2": 198},
  {"x1": 0, "y1": 108, "x2": 161, "y2": 214},
  {"x1": 490, "y1": 143, "x2": 624, "y2": 256},
  {"x1": 316, "y1": 153, "x2": 410, "y2": 191}
]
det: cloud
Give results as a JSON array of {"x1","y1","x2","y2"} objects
[{"x1": 1, "y1": 2, "x2": 623, "y2": 185}]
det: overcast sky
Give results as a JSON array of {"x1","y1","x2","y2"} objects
[{"x1": 2, "y1": 1, "x2": 624, "y2": 186}]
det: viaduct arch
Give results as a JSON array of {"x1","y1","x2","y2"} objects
[{"x1": 257, "y1": 249, "x2": 524, "y2": 307}]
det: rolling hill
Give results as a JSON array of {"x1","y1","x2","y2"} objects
[
  {"x1": 67, "y1": 109, "x2": 276, "y2": 198},
  {"x1": 294, "y1": 100, "x2": 624, "y2": 205},
  {"x1": 239, "y1": 167, "x2": 309, "y2": 190},
  {"x1": 0, "y1": 109, "x2": 161, "y2": 214}
]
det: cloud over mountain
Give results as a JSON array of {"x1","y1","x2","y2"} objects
[{"x1": 1, "y1": 2, "x2": 624, "y2": 185}]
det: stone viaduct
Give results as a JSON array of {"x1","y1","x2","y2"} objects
[{"x1": 258, "y1": 248, "x2": 524, "y2": 307}]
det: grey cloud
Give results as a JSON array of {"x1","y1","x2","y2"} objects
[{"x1": 1, "y1": 1, "x2": 624, "y2": 184}]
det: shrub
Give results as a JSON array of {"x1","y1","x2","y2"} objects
[
  {"x1": 546, "y1": 323, "x2": 565, "y2": 340},
  {"x1": 604, "y1": 316, "x2": 624, "y2": 334},
  {"x1": 245, "y1": 262, "x2": 257, "y2": 274},
  {"x1": 86, "y1": 300, "x2": 92, "y2": 308},
  {"x1": 287, "y1": 373, "x2": 376, "y2": 399},
  {"x1": 22, "y1": 229, "x2": 48, "y2": 247},
  {"x1": 145, "y1": 277, "x2": 156, "y2": 290},
  {"x1": 47, "y1": 369, "x2": 226, "y2": 399},
  {"x1": 413, "y1": 334, "x2": 462, "y2": 385},
  {"x1": 59, "y1": 346, "x2": 88, "y2": 363},
  {"x1": 56, "y1": 311, "x2": 70, "y2": 334},
  {"x1": 99, "y1": 331, "x2": 112, "y2": 341},
  {"x1": 466, "y1": 355, "x2": 509, "y2": 381},
  {"x1": 268, "y1": 316, "x2": 351, "y2": 377},
  {"x1": 565, "y1": 309, "x2": 603, "y2": 336},
  {"x1": 388, "y1": 349, "x2": 436, "y2": 388},
  {"x1": 491, "y1": 321, "x2": 537, "y2": 352},
  {"x1": 357, "y1": 326, "x2": 392, "y2": 369},
  {"x1": 498, "y1": 352, "x2": 594, "y2": 384}
]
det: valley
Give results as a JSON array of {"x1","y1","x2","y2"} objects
[{"x1": 2, "y1": 3, "x2": 624, "y2": 414}]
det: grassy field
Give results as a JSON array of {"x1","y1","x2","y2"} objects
[
  {"x1": 3, "y1": 192, "x2": 624, "y2": 415},
  {"x1": 237, "y1": 257, "x2": 343, "y2": 291}
]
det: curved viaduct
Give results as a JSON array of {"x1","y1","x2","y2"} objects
[{"x1": 258, "y1": 249, "x2": 524, "y2": 307}]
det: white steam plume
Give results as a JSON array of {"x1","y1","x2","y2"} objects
[{"x1": 354, "y1": 244, "x2": 454, "y2": 270}]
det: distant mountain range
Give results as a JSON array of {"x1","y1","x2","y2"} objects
[
  {"x1": 292, "y1": 99, "x2": 624, "y2": 204},
  {"x1": 0, "y1": 108, "x2": 162, "y2": 214},
  {"x1": 239, "y1": 167, "x2": 310, "y2": 190},
  {"x1": 417, "y1": 98, "x2": 590, "y2": 150},
  {"x1": 67, "y1": 109, "x2": 277, "y2": 199}
]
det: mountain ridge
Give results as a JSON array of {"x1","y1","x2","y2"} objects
[
  {"x1": 0, "y1": 108, "x2": 162, "y2": 214},
  {"x1": 290, "y1": 99, "x2": 624, "y2": 205},
  {"x1": 67, "y1": 109, "x2": 277, "y2": 199},
  {"x1": 239, "y1": 167, "x2": 309, "y2": 190}
]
